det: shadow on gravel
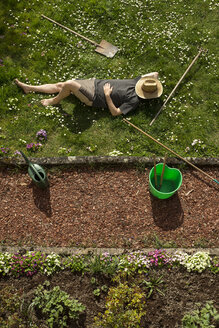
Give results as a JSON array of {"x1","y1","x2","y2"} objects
[
  {"x1": 31, "y1": 183, "x2": 52, "y2": 217},
  {"x1": 150, "y1": 192, "x2": 184, "y2": 230}
]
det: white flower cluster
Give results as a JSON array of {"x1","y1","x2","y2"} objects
[
  {"x1": 182, "y1": 251, "x2": 211, "y2": 273},
  {"x1": 118, "y1": 251, "x2": 151, "y2": 272},
  {"x1": 6, "y1": 97, "x2": 19, "y2": 112},
  {"x1": 43, "y1": 253, "x2": 62, "y2": 276},
  {"x1": 171, "y1": 250, "x2": 189, "y2": 265},
  {"x1": 0, "y1": 252, "x2": 12, "y2": 275},
  {"x1": 133, "y1": 253, "x2": 151, "y2": 269},
  {"x1": 108, "y1": 150, "x2": 123, "y2": 156}
]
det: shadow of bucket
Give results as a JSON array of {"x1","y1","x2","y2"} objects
[{"x1": 149, "y1": 163, "x2": 182, "y2": 199}]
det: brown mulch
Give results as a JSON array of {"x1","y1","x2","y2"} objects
[{"x1": 0, "y1": 165, "x2": 218, "y2": 248}]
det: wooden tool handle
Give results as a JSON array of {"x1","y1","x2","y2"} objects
[
  {"x1": 123, "y1": 118, "x2": 218, "y2": 183},
  {"x1": 153, "y1": 155, "x2": 158, "y2": 189},
  {"x1": 159, "y1": 155, "x2": 167, "y2": 189},
  {"x1": 150, "y1": 48, "x2": 206, "y2": 126},
  {"x1": 41, "y1": 14, "x2": 99, "y2": 47}
]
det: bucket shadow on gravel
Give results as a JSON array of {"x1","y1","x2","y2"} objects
[
  {"x1": 31, "y1": 183, "x2": 52, "y2": 217},
  {"x1": 150, "y1": 192, "x2": 184, "y2": 230}
]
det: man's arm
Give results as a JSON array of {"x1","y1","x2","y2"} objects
[{"x1": 103, "y1": 83, "x2": 122, "y2": 116}]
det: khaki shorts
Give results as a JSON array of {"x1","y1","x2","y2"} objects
[{"x1": 76, "y1": 78, "x2": 95, "y2": 102}]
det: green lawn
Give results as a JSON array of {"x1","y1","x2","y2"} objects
[{"x1": 0, "y1": 0, "x2": 218, "y2": 158}]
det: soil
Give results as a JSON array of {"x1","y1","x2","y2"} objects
[
  {"x1": 0, "y1": 268, "x2": 218, "y2": 327},
  {"x1": 0, "y1": 165, "x2": 218, "y2": 248}
]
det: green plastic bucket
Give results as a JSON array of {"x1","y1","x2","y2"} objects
[{"x1": 149, "y1": 163, "x2": 182, "y2": 199}]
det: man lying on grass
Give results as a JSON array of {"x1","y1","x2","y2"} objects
[{"x1": 15, "y1": 72, "x2": 163, "y2": 116}]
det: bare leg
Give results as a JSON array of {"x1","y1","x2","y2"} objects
[
  {"x1": 15, "y1": 78, "x2": 93, "y2": 107},
  {"x1": 15, "y1": 78, "x2": 63, "y2": 94},
  {"x1": 41, "y1": 80, "x2": 93, "y2": 107}
]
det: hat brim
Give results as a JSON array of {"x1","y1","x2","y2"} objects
[{"x1": 135, "y1": 77, "x2": 163, "y2": 99}]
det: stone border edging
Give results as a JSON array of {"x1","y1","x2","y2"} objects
[
  {"x1": 0, "y1": 246, "x2": 218, "y2": 256},
  {"x1": 1, "y1": 156, "x2": 219, "y2": 167}
]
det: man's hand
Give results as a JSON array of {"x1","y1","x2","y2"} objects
[
  {"x1": 103, "y1": 83, "x2": 122, "y2": 116},
  {"x1": 103, "y1": 83, "x2": 113, "y2": 97}
]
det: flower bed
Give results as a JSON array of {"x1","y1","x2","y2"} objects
[
  {"x1": 0, "y1": 249, "x2": 218, "y2": 327},
  {"x1": 0, "y1": 249, "x2": 218, "y2": 278}
]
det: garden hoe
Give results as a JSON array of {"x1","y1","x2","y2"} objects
[{"x1": 41, "y1": 14, "x2": 118, "y2": 58}]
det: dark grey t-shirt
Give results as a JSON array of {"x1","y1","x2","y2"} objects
[{"x1": 93, "y1": 77, "x2": 141, "y2": 115}]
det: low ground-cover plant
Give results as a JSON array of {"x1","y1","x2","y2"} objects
[
  {"x1": 182, "y1": 251, "x2": 212, "y2": 273},
  {"x1": 0, "y1": 250, "x2": 218, "y2": 327},
  {"x1": 10, "y1": 251, "x2": 46, "y2": 277},
  {"x1": 36, "y1": 129, "x2": 47, "y2": 142},
  {"x1": 42, "y1": 252, "x2": 63, "y2": 276},
  {"x1": 93, "y1": 281, "x2": 146, "y2": 328},
  {"x1": 2, "y1": 251, "x2": 62, "y2": 277},
  {"x1": 89, "y1": 253, "x2": 119, "y2": 276},
  {"x1": 0, "y1": 250, "x2": 218, "y2": 278},
  {"x1": 182, "y1": 301, "x2": 219, "y2": 328},
  {"x1": 141, "y1": 275, "x2": 165, "y2": 299},
  {"x1": 29, "y1": 280, "x2": 86, "y2": 328},
  {"x1": 63, "y1": 254, "x2": 89, "y2": 274},
  {"x1": 0, "y1": 286, "x2": 34, "y2": 328},
  {"x1": 0, "y1": 252, "x2": 12, "y2": 275}
]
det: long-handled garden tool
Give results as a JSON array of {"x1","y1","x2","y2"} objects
[
  {"x1": 153, "y1": 155, "x2": 158, "y2": 189},
  {"x1": 150, "y1": 47, "x2": 207, "y2": 126},
  {"x1": 158, "y1": 154, "x2": 167, "y2": 190},
  {"x1": 123, "y1": 118, "x2": 219, "y2": 185},
  {"x1": 41, "y1": 14, "x2": 118, "y2": 58}
]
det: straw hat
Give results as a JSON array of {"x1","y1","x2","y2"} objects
[{"x1": 135, "y1": 77, "x2": 163, "y2": 99}]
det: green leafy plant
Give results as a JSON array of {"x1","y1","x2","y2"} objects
[
  {"x1": 141, "y1": 275, "x2": 165, "y2": 298},
  {"x1": 118, "y1": 251, "x2": 151, "y2": 275},
  {"x1": 93, "y1": 281, "x2": 146, "y2": 328},
  {"x1": 64, "y1": 254, "x2": 89, "y2": 274},
  {"x1": 43, "y1": 252, "x2": 62, "y2": 276},
  {"x1": 93, "y1": 288, "x2": 101, "y2": 297},
  {"x1": 0, "y1": 286, "x2": 27, "y2": 328},
  {"x1": 89, "y1": 253, "x2": 118, "y2": 276},
  {"x1": 10, "y1": 251, "x2": 46, "y2": 277},
  {"x1": 183, "y1": 252, "x2": 211, "y2": 273},
  {"x1": 91, "y1": 277, "x2": 97, "y2": 285},
  {"x1": 210, "y1": 257, "x2": 219, "y2": 274},
  {"x1": 0, "y1": 252, "x2": 12, "y2": 276},
  {"x1": 101, "y1": 285, "x2": 108, "y2": 293},
  {"x1": 182, "y1": 301, "x2": 219, "y2": 328},
  {"x1": 93, "y1": 285, "x2": 108, "y2": 298},
  {"x1": 29, "y1": 281, "x2": 86, "y2": 328}
]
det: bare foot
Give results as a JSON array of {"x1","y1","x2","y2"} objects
[
  {"x1": 41, "y1": 98, "x2": 58, "y2": 106},
  {"x1": 14, "y1": 79, "x2": 31, "y2": 94}
]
